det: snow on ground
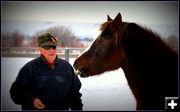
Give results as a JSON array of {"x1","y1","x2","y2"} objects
[{"x1": 1, "y1": 57, "x2": 136, "y2": 111}]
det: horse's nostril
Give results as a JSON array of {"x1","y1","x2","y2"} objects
[{"x1": 81, "y1": 67, "x2": 88, "y2": 72}]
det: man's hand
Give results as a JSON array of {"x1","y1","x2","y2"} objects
[{"x1": 33, "y1": 98, "x2": 45, "y2": 109}]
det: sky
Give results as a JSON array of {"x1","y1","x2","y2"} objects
[
  {"x1": 1, "y1": 1, "x2": 179, "y2": 39},
  {"x1": 1, "y1": 1, "x2": 179, "y2": 24}
]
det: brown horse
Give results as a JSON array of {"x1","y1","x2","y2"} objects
[{"x1": 73, "y1": 13, "x2": 178, "y2": 110}]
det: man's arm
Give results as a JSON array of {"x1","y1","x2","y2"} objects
[
  {"x1": 10, "y1": 65, "x2": 35, "y2": 107},
  {"x1": 68, "y1": 67, "x2": 83, "y2": 110}
]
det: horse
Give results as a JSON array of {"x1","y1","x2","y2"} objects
[{"x1": 73, "y1": 13, "x2": 178, "y2": 110}]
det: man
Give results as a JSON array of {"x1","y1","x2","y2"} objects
[{"x1": 10, "y1": 33, "x2": 83, "y2": 110}]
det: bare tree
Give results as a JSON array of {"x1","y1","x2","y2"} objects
[
  {"x1": 2, "y1": 31, "x2": 24, "y2": 47},
  {"x1": 33, "y1": 26, "x2": 85, "y2": 47},
  {"x1": 2, "y1": 26, "x2": 85, "y2": 48},
  {"x1": 28, "y1": 36, "x2": 38, "y2": 47},
  {"x1": 13, "y1": 31, "x2": 24, "y2": 47}
]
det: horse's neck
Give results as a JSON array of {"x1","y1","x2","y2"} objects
[
  {"x1": 121, "y1": 60, "x2": 142, "y2": 102},
  {"x1": 121, "y1": 60, "x2": 138, "y2": 82},
  {"x1": 121, "y1": 26, "x2": 178, "y2": 99}
]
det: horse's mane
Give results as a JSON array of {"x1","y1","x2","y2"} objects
[
  {"x1": 122, "y1": 23, "x2": 177, "y2": 75},
  {"x1": 99, "y1": 21, "x2": 177, "y2": 63},
  {"x1": 124, "y1": 23, "x2": 176, "y2": 54},
  {"x1": 99, "y1": 21, "x2": 111, "y2": 31},
  {"x1": 100, "y1": 20, "x2": 177, "y2": 53},
  {"x1": 100, "y1": 21, "x2": 128, "y2": 45}
]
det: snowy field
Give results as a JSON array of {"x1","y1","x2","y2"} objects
[{"x1": 1, "y1": 57, "x2": 136, "y2": 111}]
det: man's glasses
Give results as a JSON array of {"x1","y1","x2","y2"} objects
[{"x1": 42, "y1": 45, "x2": 56, "y2": 50}]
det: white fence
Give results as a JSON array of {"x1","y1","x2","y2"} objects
[{"x1": 2, "y1": 47, "x2": 86, "y2": 62}]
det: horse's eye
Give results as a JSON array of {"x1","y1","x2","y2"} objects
[{"x1": 102, "y1": 29, "x2": 113, "y2": 39}]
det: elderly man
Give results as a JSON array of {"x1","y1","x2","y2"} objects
[{"x1": 10, "y1": 33, "x2": 83, "y2": 110}]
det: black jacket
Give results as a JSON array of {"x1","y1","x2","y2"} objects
[{"x1": 10, "y1": 56, "x2": 83, "y2": 110}]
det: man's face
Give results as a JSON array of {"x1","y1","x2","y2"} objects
[{"x1": 38, "y1": 45, "x2": 57, "y2": 63}]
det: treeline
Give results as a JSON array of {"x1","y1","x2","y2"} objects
[
  {"x1": 2, "y1": 26, "x2": 86, "y2": 48},
  {"x1": 2, "y1": 26, "x2": 178, "y2": 53}
]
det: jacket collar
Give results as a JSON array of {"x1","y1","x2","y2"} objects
[{"x1": 39, "y1": 54, "x2": 58, "y2": 67}]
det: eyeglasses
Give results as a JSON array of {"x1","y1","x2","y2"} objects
[{"x1": 42, "y1": 45, "x2": 56, "y2": 50}]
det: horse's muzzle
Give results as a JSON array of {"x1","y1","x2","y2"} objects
[
  {"x1": 73, "y1": 61, "x2": 89, "y2": 77},
  {"x1": 74, "y1": 67, "x2": 89, "y2": 78}
]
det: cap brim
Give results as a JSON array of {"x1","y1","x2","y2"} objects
[{"x1": 39, "y1": 41, "x2": 58, "y2": 47}]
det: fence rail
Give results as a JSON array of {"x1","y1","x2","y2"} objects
[{"x1": 2, "y1": 47, "x2": 86, "y2": 62}]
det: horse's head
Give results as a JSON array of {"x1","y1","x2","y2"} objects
[{"x1": 74, "y1": 13, "x2": 128, "y2": 77}]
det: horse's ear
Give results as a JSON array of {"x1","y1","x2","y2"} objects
[
  {"x1": 113, "y1": 13, "x2": 122, "y2": 24},
  {"x1": 107, "y1": 15, "x2": 112, "y2": 21}
]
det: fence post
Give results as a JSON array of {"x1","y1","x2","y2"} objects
[{"x1": 65, "y1": 48, "x2": 70, "y2": 62}]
